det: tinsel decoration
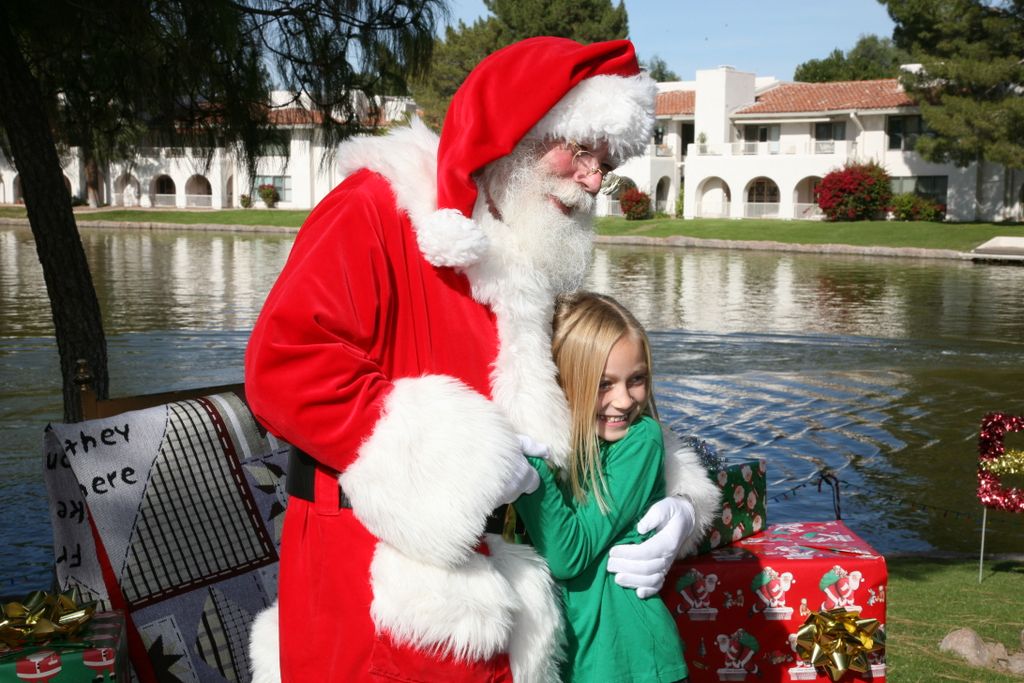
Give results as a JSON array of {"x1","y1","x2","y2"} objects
[
  {"x1": 976, "y1": 413, "x2": 1024, "y2": 514},
  {"x1": 681, "y1": 435, "x2": 722, "y2": 470},
  {"x1": 979, "y1": 448, "x2": 1024, "y2": 476}
]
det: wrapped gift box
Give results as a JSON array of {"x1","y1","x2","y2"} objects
[
  {"x1": 696, "y1": 459, "x2": 768, "y2": 554},
  {"x1": 0, "y1": 611, "x2": 127, "y2": 682},
  {"x1": 663, "y1": 521, "x2": 887, "y2": 682}
]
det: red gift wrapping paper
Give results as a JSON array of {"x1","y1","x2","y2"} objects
[
  {"x1": 663, "y1": 521, "x2": 887, "y2": 682},
  {"x1": 0, "y1": 611, "x2": 127, "y2": 682}
]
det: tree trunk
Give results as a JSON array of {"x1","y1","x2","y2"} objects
[
  {"x1": 0, "y1": 10, "x2": 108, "y2": 421},
  {"x1": 84, "y1": 154, "x2": 101, "y2": 208}
]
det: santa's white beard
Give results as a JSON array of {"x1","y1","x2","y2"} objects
[{"x1": 476, "y1": 150, "x2": 594, "y2": 294}]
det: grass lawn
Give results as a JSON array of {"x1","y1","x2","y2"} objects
[
  {"x1": 0, "y1": 206, "x2": 308, "y2": 228},
  {"x1": 595, "y1": 216, "x2": 1024, "y2": 253},
  {"x1": 4, "y1": 206, "x2": 1024, "y2": 251},
  {"x1": 885, "y1": 556, "x2": 1024, "y2": 682}
]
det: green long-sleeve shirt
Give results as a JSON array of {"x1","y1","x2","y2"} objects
[{"x1": 514, "y1": 416, "x2": 687, "y2": 683}]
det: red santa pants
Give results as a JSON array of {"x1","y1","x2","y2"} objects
[{"x1": 278, "y1": 469, "x2": 514, "y2": 682}]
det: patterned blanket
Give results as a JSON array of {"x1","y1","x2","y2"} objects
[{"x1": 43, "y1": 392, "x2": 289, "y2": 682}]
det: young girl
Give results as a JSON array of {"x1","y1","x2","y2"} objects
[{"x1": 514, "y1": 290, "x2": 688, "y2": 683}]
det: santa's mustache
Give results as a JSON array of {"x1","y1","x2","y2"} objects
[{"x1": 549, "y1": 179, "x2": 596, "y2": 214}]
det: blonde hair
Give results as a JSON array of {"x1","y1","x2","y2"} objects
[{"x1": 551, "y1": 291, "x2": 656, "y2": 511}]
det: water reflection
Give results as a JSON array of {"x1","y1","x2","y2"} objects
[
  {"x1": 2, "y1": 227, "x2": 1023, "y2": 595},
  {"x1": 589, "y1": 244, "x2": 1024, "y2": 342}
]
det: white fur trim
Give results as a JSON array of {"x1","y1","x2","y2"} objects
[
  {"x1": 248, "y1": 602, "x2": 281, "y2": 683},
  {"x1": 662, "y1": 429, "x2": 722, "y2": 558},
  {"x1": 418, "y1": 208, "x2": 489, "y2": 267},
  {"x1": 337, "y1": 118, "x2": 487, "y2": 267},
  {"x1": 370, "y1": 543, "x2": 516, "y2": 660},
  {"x1": 462, "y1": 217, "x2": 573, "y2": 467},
  {"x1": 340, "y1": 375, "x2": 520, "y2": 567},
  {"x1": 487, "y1": 535, "x2": 565, "y2": 683},
  {"x1": 527, "y1": 73, "x2": 657, "y2": 164}
]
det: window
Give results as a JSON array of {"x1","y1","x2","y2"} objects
[
  {"x1": 887, "y1": 115, "x2": 923, "y2": 151},
  {"x1": 742, "y1": 124, "x2": 780, "y2": 154},
  {"x1": 681, "y1": 124, "x2": 695, "y2": 148},
  {"x1": 814, "y1": 121, "x2": 846, "y2": 141},
  {"x1": 255, "y1": 175, "x2": 292, "y2": 202},
  {"x1": 813, "y1": 121, "x2": 846, "y2": 154},
  {"x1": 891, "y1": 175, "x2": 948, "y2": 205},
  {"x1": 747, "y1": 178, "x2": 779, "y2": 203}
]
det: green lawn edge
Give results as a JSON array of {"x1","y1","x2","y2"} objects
[
  {"x1": 4, "y1": 208, "x2": 1024, "y2": 251},
  {"x1": 885, "y1": 555, "x2": 1023, "y2": 682}
]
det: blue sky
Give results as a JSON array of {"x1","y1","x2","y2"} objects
[{"x1": 442, "y1": 1, "x2": 898, "y2": 81}]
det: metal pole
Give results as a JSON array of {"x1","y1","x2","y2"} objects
[{"x1": 978, "y1": 506, "x2": 988, "y2": 584}]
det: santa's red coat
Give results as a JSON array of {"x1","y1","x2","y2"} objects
[{"x1": 247, "y1": 160, "x2": 563, "y2": 681}]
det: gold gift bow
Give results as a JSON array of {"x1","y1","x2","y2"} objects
[
  {"x1": 0, "y1": 590, "x2": 95, "y2": 647},
  {"x1": 795, "y1": 608, "x2": 885, "y2": 681}
]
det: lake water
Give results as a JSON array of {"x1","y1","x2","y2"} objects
[{"x1": 2, "y1": 225, "x2": 1023, "y2": 595}]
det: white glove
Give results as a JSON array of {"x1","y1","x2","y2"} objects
[
  {"x1": 517, "y1": 434, "x2": 551, "y2": 459},
  {"x1": 494, "y1": 435, "x2": 549, "y2": 505},
  {"x1": 607, "y1": 496, "x2": 695, "y2": 598}
]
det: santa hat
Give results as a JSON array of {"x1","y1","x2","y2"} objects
[{"x1": 416, "y1": 37, "x2": 656, "y2": 268}]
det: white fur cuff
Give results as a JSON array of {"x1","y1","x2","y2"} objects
[
  {"x1": 662, "y1": 431, "x2": 722, "y2": 558},
  {"x1": 248, "y1": 602, "x2": 281, "y2": 683},
  {"x1": 340, "y1": 375, "x2": 520, "y2": 566}
]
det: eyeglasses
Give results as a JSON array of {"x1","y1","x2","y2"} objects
[{"x1": 567, "y1": 142, "x2": 614, "y2": 178}]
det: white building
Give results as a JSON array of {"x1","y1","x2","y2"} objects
[
  {"x1": 605, "y1": 66, "x2": 1024, "y2": 223},
  {"x1": 0, "y1": 93, "x2": 416, "y2": 210},
  {"x1": 3, "y1": 74, "x2": 1021, "y2": 222}
]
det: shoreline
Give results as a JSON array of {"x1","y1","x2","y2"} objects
[{"x1": 1, "y1": 216, "x2": 976, "y2": 260}]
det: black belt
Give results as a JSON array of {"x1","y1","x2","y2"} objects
[
  {"x1": 286, "y1": 446, "x2": 351, "y2": 508},
  {"x1": 286, "y1": 446, "x2": 514, "y2": 533}
]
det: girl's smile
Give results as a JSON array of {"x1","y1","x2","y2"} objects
[{"x1": 595, "y1": 333, "x2": 648, "y2": 443}]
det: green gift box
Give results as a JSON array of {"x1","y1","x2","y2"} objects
[
  {"x1": 696, "y1": 459, "x2": 767, "y2": 554},
  {"x1": 0, "y1": 611, "x2": 127, "y2": 682}
]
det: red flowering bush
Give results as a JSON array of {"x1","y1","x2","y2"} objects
[
  {"x1": 815, "y1": 161, "x2": 892, "y2": 221},
  {"x1": 619, "y1": 188, "x2": 651, "y2": 220}
]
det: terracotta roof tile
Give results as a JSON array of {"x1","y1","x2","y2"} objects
[
  {"x1": 736, "y1": 79, "x2": 915, "y2": 114},
  {"x1": 267, "y1": 108, "x2": 325, "y2": 126},
  {"x1": 656, "y1": 90, "x2": 695, "y2": 116}
]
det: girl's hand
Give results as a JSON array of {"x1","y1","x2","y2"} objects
[{"x1": 606, "y1": 496, "x2": 696, "y2": 598}]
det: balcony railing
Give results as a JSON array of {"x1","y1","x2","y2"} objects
[
  {"x1": 793, "y1": 203, "x2": 824, "y2": 220},
  {"x1": 696, "y1": 200, "x2": 730, "y2": 218},
  {"x1": 606, "y1": 199, "x2": 623, "y2": 217},
  {"x1": 744, "y1": 202, "x2": 781, "y2": 219},
  {"x1": 688, "y1": 140, "x2": 858, "y2": 157},
  {"x1": 152, "y1": 193, "x2": 177, "y2": 207},
  {"x1": 736, "y1": 141, "x2": 781, "y2": 155},
  {"x1": 185, "y1": 194, "x2": 213, "y2": 208}
]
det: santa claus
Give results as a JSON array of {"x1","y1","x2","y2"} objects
[{"x1": 245, "y1": 37, "x2": 720, "y2": 682}]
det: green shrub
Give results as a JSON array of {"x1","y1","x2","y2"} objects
[
  {"x1": 674, "y1": 187, "x2": 685, "y2": 218},
  {"x1": 257, "y1": 183, "x2": 279, "y2": 208},
  {"x1": 889, "y1": 192, "x2": 944, "y2": 221},
  {"x1": 619, "y1": 188, "x2": 651, "y2": 220},
  {"x1": 815, "y1": 161, "x2": 892, "y2": 221},
  {"x1": 239, "y1": 193, "x2": 253, "y2": 209}
]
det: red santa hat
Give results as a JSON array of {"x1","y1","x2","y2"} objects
[{"x1": 416, "y1": 37, "x2": 656, "y2": 268}]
